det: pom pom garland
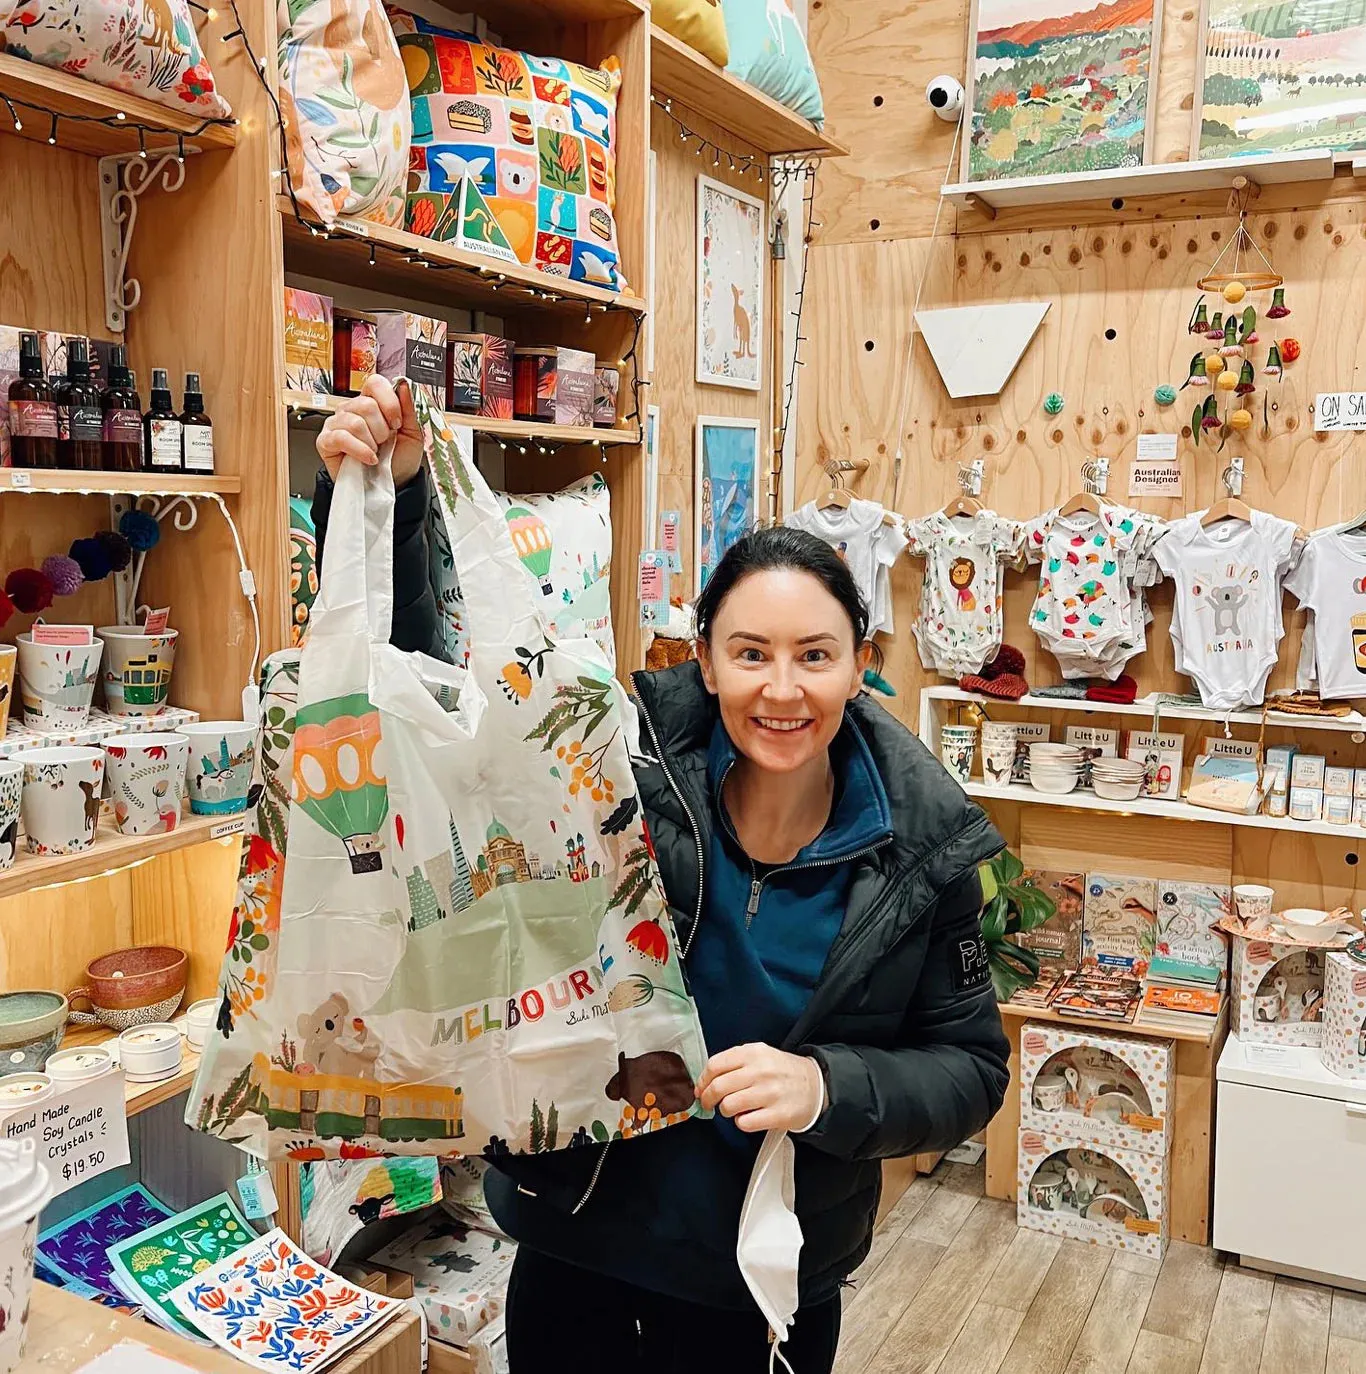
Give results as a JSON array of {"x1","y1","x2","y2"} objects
[
  {"x1": 39, "y1": 555, "x2": 84, "y2": 597},
  {"x1": 118, "y1": 509, "x2": 161, "y2": 553},
  {"x1": 5, "y1": 568, "x2": 54, "y2": 615},
  {"x1": 69, "y1": 537, "x2": 112, "y2": 582},
  {"x1": 0, "y1": 590, "x2": 14, "y2": 630},
  {"x1": 95, "y1": 530, "x2": 132, "y2": 573}
]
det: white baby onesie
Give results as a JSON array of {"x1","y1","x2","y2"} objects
[
  {"x1": 1153, "y1": 510, "x2": 1301, "y2": 710},
  {"x1": 786, "y1": 499, "x2": 908, "y2": 636},
  {"x1": 1284, "y1": 526, "x2": 1366, "y2": 700},
  {"x1": 904, "y1": 509, "x2": 1023, "y2": 677}
]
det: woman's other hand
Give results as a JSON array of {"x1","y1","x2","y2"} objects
[
  {"x1": 316, "y1": 376, "x2": 424, "y2": 488},
  {"x1": 696, "y1": 1042, "x2": 824, "y2": 1134}
]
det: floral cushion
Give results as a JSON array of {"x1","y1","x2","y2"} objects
[
  {"x1": 722, "y1": 0, "x2": 823, "y2": 126},
  {"x1": 3, "y1": 0, "x2": 230, "y2": 120},
  {"x1": 277, "y1": 0, "x2": 410, "y2": 227},
  {"x1": 387, "y1": 6, "x2": 624, "y2": 290},
  {"x1": 429, "y1": 471, "x2": 614, "y2": 670}
]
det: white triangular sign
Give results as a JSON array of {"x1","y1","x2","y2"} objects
[{"x1": 915, "y1": 302, "x2": 1051, "y2": 400}]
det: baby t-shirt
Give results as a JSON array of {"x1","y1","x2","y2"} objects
[
  {"x1": 1284, "y1": 526, "x2": 1366, "y2": 700},
  {"x1": 786, "y1": 499, "x2": 908, "y2": 636},
  {"x1": 1153, "y1": 510, "x2": 1301, "y2": 710},
  {"x1": 904, "y1": 509, "x2": 1023, "y2": 677}
]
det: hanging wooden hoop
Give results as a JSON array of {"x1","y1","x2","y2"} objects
[{"x1": 1196, "y1": 210, "x2": 1283, "y2": 293}]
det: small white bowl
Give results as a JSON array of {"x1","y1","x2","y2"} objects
[
  {"x1": 45, "y1": 1047, "x2": 114, "y2": 1084},
  {"x1": 1277, "y1": 908, "x2": 1352, "y2": 944},
  {"x1": 1031, "y1": 772, "x2": 1081, "y2": 795},
  {"x1": 118, "y1": 1022, "x2": 183, "y2": 1082},
  {"x1": 1094, "y1": 778, "x2": 1144, "y2": 801}
]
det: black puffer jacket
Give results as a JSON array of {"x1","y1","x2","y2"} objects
[{"x1": 485, "y1": 662, "x2": 1010, "y2": 1305}]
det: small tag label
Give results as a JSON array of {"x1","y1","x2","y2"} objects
[
  {"x1": 1125, "y1": 1216, "x2": 1161, "y2": 1235},
  {"x1": 311, "y1": 392, "x2": 331, "y2": 411},
  {"x1": 1244, "y1": 1043, "x2": 1300, "y2": 1069},
  {"x1": 142, "y1": 607, "x2": 170, "y2": 635},
  {"x1": 638, "y1": 551, "x2": 669, "y2": 629},
  {"x1": 0, "y1": 1072, "x2": 130, "y2": 1198},
  {"x1": 1121, "y1": 1112, "x2": 1164, "y2": 1132},
  {"x1": 31, "y1": 624, "x2": 95, "y2": 646},
  {"x1": 1136, "y1": 432, "x2": 1179, "y2": 461},
  {"x1": 236, "y1": 1169, "x2": 279, "y2": 1220},
  {"x1": 336, "y1": 218, "x2": 372, "y2": 238},
  {"x1": 211, "y1": 817, "x2": 248, "y2": 839},
  {"x1": 8, "y1": 471, "x2": 30, "y2": 488},
  {"x1": 660, "y1": 511, "x2": 683, "y2": 573}
]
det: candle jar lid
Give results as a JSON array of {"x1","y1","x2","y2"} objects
[{"x1": 0, "y1": 1073, "x2": 54, "y2": 1106}]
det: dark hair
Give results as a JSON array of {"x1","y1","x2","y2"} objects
[{"x1": 694, "y1": 525, "x2": 871, "y2": 647}]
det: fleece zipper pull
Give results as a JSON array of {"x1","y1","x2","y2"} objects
[{"x1": 746, "y1": 876, "x2": 763, "y2": 926}]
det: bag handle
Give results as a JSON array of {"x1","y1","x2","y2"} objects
[{"x1": 414, "y1": 389, "x2": 551, "y2": 660}]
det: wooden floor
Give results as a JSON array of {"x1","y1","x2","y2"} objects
[{"x1": 839, "y1": 1159, "x2": 1366, "y2": 1374}]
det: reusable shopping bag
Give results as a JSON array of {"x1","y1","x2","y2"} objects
[{"x1": 188, "y1": 388, "x2": 708, "y2": 1160}]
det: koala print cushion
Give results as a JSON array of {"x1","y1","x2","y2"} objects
[
  {"x1": 186, "y1": 389, "x2": 705, "y2": 1161},
  {"x1": 386, "y1": 6, "x2": 626, "y2": 291},
  {"x1": 1153, "y1": 509, "x2": 1301, "y2": 710}
]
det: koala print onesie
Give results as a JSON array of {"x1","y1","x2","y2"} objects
[
  {"x1": 1152, "y1": 510, "x2": 1302, "y2": 710},
  {"x1": 904, "y1": 509, "x2": 1023, "y2": 677}
]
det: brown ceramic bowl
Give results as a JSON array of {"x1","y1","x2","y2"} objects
[{"x1": 67, "y1": 945, "x2": 188, "y2": 1031}]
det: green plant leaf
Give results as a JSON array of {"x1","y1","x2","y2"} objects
[
  {"x1": 994, "y1": 849, "x2": 1024, "y2": 885},
  {"x1": 980, "y1": 893, "x2": 1007, "y2": 944}
]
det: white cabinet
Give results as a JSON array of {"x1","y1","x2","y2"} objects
[{"x1": 1215, "y1": 1034, "x2": 1366, "y2": 1284}]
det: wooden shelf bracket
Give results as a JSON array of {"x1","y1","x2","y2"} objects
[{"x1": 99, "y1": 150, "x2": 188, "y2": 332}]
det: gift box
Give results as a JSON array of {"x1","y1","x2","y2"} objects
[
  {"x1": 0, "y1": 705, "x2": 200, "y2": 758},
  {"x1": 367, "y1": 1214, "x2": 515, "y2": 1345},
  {"x1": 333, "y1": 309, "x2": 378, "y2": 397},
  {"x1": 1233, "y1": 935, "x2": 1326, "y2": 1046},
  {"x1": 1065, "y1": 726, "x2": 1118, "y2": 791},
  {"x1": 1320, "y1": 952, "x2": 1366, "y2": 1080},
  {"x1": 283, "y1": 289, "x2": 334, "y2": 394},
  {"x1": 1018, "y1": 1126, "x2": 1168, "y2": 1259},
  {"x1": 447, "y1": 333, "x2": 513, "y2": 419},
  {"x1": 513, "y1": 347, "x2": 595, "y2": 427},
  {"x1": 1082, "y1": 873, "x2": 1158, "y2": 976},
  {"x1": 1020, "y1": 1022, "x2": 1172, "y2": 1154},
  {"x1": 375, "y1": 311, "x2": 448, "y2": 399},
  {"x1": 468, "y1": 1313, "x2": 507, "y2": 1374},
  {"x1": 1123, "y1": 731, "x2": 1183, "y2": 800},
  {"x1": 593, "y1": 365, "x2": 620, "y2": 427}
]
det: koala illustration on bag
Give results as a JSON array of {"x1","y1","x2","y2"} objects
[{"x1": 298, "y1": 993, "x2": 381, "y2": 1078}]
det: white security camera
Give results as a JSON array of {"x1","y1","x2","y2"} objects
[{"x1": 926, "y1": 75, "x2": 965, "y2": 121}]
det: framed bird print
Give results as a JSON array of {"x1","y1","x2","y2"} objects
[
  {"x1": 696, "y1": 176, "x2": 765, "y2": 391},
  {"x1": 696, "y1": 416, "x2": 760, "y2": 589}
]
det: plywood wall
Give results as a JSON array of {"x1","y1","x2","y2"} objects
[{"x1": 802, "y1": 0, "x2": 1366, "y2": 900}]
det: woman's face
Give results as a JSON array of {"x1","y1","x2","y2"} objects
[{"x1": 697, "y1": 568, "x2": 872, "y2": 775}]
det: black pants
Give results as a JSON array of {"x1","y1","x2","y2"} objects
[{"x1": 504, "y1": 1246, "x2": 842, "y2": 1374}]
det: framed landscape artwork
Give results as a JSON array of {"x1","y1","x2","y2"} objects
[
  {"x1": 696, "y1": 175, "x2": 765, "y2": 391},
  {"x1": 1194, "y1": 0, "x2": 1366, "y2": 159},
  {"x1": 695, "y1": 417, "x2": 759, "y2": 589},
  {"x1": 962, "y1": 0, "x2": 1164, "y2": 182}
]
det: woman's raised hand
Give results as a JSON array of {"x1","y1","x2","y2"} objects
[
  {"x1": 316, "y1": 375, "x2": 424, "y2": 488},
  {"x1": 696, "y1": 1042, "x2": 824, "y2": 1134}
]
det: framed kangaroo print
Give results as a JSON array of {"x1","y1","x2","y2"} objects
[{"x1": 696, "y1": 175, "x2": 765, "y2": 391}]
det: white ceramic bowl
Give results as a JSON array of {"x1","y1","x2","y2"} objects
[
  {"x1": 1031, "y1": 743, "x2": 1081, "y2": 758},
  {"x1": 1031, "y1": 771, "x2": 1081, "y2": 795},
  {"x1": 1093, "y1": 778, "x2": 1144, "y2": 801},
  {"x1": 1277, "y1": 908, "x2": 1352, "y2": 943}
]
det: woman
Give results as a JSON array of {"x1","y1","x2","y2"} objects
[{"x1": 315, "y1": 378, "x2": 1010, "y2": 1373}]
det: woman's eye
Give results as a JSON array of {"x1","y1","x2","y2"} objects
[
  {"x1": 802, "y1": 649, "x2": 830, "y2": 663},
  {"x1": 738, "y1": 648, "x2": 765, "y2": 663}
]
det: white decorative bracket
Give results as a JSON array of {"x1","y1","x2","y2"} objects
[
  {"x1": 958, "y1": 458, "x2": 984, "y2": 498},
  {"x1": 1222, "y1": 455, "x2": 1245, "y2": 498},
  {"x1": 99, "y1": 151, "x2": 187, "y2": 333},
  {"x1": 108, "y1": 492, "x2": 203, "y2": 626}
]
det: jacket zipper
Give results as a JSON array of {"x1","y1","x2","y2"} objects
[{"x1": 568, "y1": 681, "x2": 708, "y2": 1216}]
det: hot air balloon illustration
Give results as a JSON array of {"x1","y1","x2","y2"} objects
[
  {"x1": 505, "y1": 506, "x2": 554, "y2": 596},
  {"x1": 292, "y1": 692, "x2": 389, "y2": 873}
]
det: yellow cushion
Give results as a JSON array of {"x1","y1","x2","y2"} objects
[{"x1": 654, "y1": 0, "x2": 729, "y2": 67}]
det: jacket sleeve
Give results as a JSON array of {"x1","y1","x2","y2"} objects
[
  {"x1": 798, "y1": 867, "x2": 1010, "y2": 1162},
  {"x1": 312, "y1": 464, "x2": 447, "y2": 660}
]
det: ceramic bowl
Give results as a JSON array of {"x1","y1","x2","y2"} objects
[
  {"x1": 118, "y1": 1022, "x2": 183, "y2": 1082},
  {"x1": 1093, "y1": 777, "x2": 1144, "y2": 801},
  {"x1": 1277, "y1": 909, "x2": 1352, "y2": 944},
  {"x1": 0, "y1": 991, "x2": 67, "y2": 1077},
  {"x1": 67, "y1": 945, "x2": 187, "y2": 1031},
  {"x1": 1085, "y1": 1090, "x2": 1140, "y2": 1122},
  {"x1": 0, "y1": 1074, "x2": 53, "y2": 1108},
  {"x1": 44, "y1": 1046, "x2": 114, "y2": 1084},
  {"x1": 1030, "y1": 771, "x2": 1081, "y2": 796}
]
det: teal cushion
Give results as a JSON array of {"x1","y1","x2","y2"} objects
[{"x1": 721, "y1": 0, "x2": 824, "y2": 127}]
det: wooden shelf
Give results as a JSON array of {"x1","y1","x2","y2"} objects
[
  {"x1": 942, "y1": 147, "x2": 1339, "y2": 215},
  {"x1": 999, "y1": 997, "x2": 1225, "y2": 1047},
  {"x1": 925, "y1": 685, "x2": 1366, "y2": 736},
  {"x1": 62, "y1": 1024, "x2": 203, "y2": 1116},
  {"x1": 0, "y1": 52, "x2": 237, "y2": 158},
  {"x1": 648, "y1": 25, "x2": 847, "y2": 158},
  {"x1": 0, "y1": 470, "x2": 242, "y2": 495},
  {"x1": 283, "y1": 391, "x2": 638, "y2": 446},
  {"x1": 963, "y1": 779, "x2": 1362, "y2": 841},
  {"x1": 462, "y1": 0, "x2": 645, "y2": 23},
  {"x1": 0, "y1": 809, "x2": 247, "y2": 902},
  {"x1": 279, "y1": 201, "x2": 647, "y2": 317}
]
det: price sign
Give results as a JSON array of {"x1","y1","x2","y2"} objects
[
  {"x1": 0, "y1": 1071, "x2": 130, "y2": 1198},
  {"x1": 142, "y1": 607, "x2": 170, "y2": 635},
  {"x1": 638, "y1": 551, "x2": 669, "y2": 629},
  {"x1": 8, "y1": 471, "x2": 30, "y2": 489},
  {"x1": 1243, "y1": 1043, "x2": 1300, "y2": 1070},
  {"x1": 660, "y1": 511, "x2": 683, "y2": 573}
]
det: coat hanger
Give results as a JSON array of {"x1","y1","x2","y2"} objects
[
  {"x1": 1059, "y1": 458, "x2": 1108, "y2": 517},
  {"x1": 1202, "y1": 457, "x2": 1252, "y2": 527},
  {"x1": 943, "y1": 458, "x2": 984, "y2": 518},
  {"x1": 816, "y1": 458, "x2": 901, "y2": 524}
]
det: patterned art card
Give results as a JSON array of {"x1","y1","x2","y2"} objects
[
  {"x1": 37, "y1": 1183, "x2": 172, "y2": 1298},
  {"x1": 107, "y1": 1193, "x2": 256, "y2": 1341},
  {"x1": 1082, "y1": 873, "x2": 1158, "y2": 976},
  {"x1": 1151, "y1": 881, "x2": 1232, "y2": 985},
  {"x1": 169, "y1": 1228, "x2": 405, "y2": 1372}
]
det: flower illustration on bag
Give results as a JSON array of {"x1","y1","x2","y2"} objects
[
  {"x1": 525, "y1": 677, "x2": 613, "y2": 754},
  {"x1": 497, "y1": 640, "x2": 553, "y2": 703},
  {"x1": 609, "y1": 840, "x2": 661, "y2": 920}
]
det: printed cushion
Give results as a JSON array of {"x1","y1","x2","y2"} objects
[
  {"x1": 3, "y1": 0, "x2": 230, "y2": 120},
  {"x1": 722, "y1": 0, "x2": 823, "y2": 126},
  {"x1": 655, "y1": 0, "x2": 728, "y2": 67},
  {"x1": 387, "y1": 6, "x2": 624, "y2": 290},
  {"x1": 277, "y1": 0, "x2": 411, "y2": 227},
  {"x1": 428, "y1": 470, "x2": 614, "y2": 671}
]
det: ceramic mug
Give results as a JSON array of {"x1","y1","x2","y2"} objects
[
  {"x1": 1255, "y1": 991, "x2": 1283, "y2": 1022},
  {"x1": 1234, "y1": 884, "x2": 1274, "y2": 929},
  {"x1": 1032, "y1": 1074, "x2": 1067, "y2": 1112},
  {"x1": 0, "y1": 992, "x2": 67, "y2": 1077},
  {"x1": 15, "y1": 633, "x2": 102, "y2": 728},
  {"x1": 67, "y1": 945, "x2": 188, "y2": 1031},
  {"x1": 0, "y1": 762, "x2": 19, "y2": 873},
  {"x1": 0, "y1": 645, "x2": 14, "y2": 739},
  {"x1": 183, "y1": 721, "x2": 256, "y2": 815},
  {"x1": 14, "y1": 747, "x2": 103, "y2": 855},
  {"x1": 97, "y1": 625, "x2": 178, "y2": 717},
  {"x1": 102, "y1": 732, "x2": 190, "y2": 835},
  {"x1": 0, "y1": 1139, "x2": 53, "y2": 1372},
  {"x1": 940, "y1": 739, "x2": 974, "y2": 783},
  {"x1": 1029, "y1": 1172, "x2": 1065, "y2": 1211},
  {"x1": 981, "y1": 740, "x2": 1016, "y2": 787}
]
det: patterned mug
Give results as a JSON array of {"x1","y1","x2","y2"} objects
[
  {"x1": 0, "y1": 763, "x2": 19, "y2": 873},
  {"x1": 13, "y1": 747, "x2": 104, "y2": 855},
  {"x1": 102, "y1": 732, "x2": 190, "y2": 835}
]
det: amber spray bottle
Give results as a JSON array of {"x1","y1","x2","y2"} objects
[
  {"x1": 60, "y1": 337, "x2": 103, "y2": 471},
  {"x1": 101, "y1": 344, "x2": 143, "y2": 473},
  {"x1": 7, "y1": 331, "x2": 58, "y2": 469}
]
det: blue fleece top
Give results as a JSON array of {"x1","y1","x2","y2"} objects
[{"x1": 690, "y1": 718, "x2": 893, "y2": 1152}]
